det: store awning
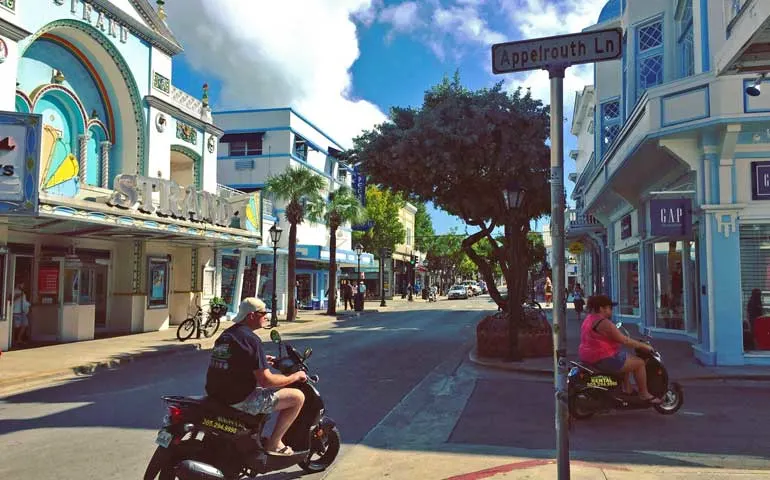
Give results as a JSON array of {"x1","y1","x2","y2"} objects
[{"x1": 12, "y1": 194, "x2": 263, "y2": 248}]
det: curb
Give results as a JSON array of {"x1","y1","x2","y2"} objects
[
  {"x1": 468, "y1": 348, "x2": 770, "y2": 382},
  {"x1": 0, "y1": 311, "x2": 358, "y2": 395},
  {"x1": 468, "y1": 348, "x2": 553, "y2": 377}
]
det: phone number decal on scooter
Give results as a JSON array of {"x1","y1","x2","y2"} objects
[
  {"x1": 201, "y1": 418, "x2": 241, "y2": 434},
  {"x1": 588, "y1": 376, "x2": 618, "y2": 387}
]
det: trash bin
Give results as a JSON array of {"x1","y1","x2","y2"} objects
[
  {"x1": 354, "y1": 293, "x2": 364, "y2": 312},
  {"x1": 311, "y1": 299, "x2": 321, "y2": 310}
]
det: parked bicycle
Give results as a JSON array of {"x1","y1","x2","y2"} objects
[{"x1": 176, "y1": 298, "x2": 228, "y2": 342}]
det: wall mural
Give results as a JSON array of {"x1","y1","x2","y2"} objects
[
  {"x1": 244, "y1": 194, "x2": 260, "y2": 233},
  {"x1": 41, "y1": 124, "x2": 79, "y2": 197}
]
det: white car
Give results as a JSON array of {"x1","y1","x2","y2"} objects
[
  {"x1": 448, "y1": 285, "x2": 469, "y2": 300},
  {"x1": 463, "y1": 281, "x2": 482, "y2": 296}
]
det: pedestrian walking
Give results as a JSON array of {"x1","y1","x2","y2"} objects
[
  {"x1": 342, "y1": 281, "x2": 354, "y2": 310},
  {"x1": 573, "y1": 283, "x2": 585, "y2": 321}
]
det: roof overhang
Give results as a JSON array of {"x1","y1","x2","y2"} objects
[{"x1": 717, "y1": 0, "x2": 770, "y2": 75}]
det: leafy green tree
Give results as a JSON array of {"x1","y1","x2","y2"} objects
[
  {"x1": 352, "y1": 185, "x2": 406, "y2": 256},
  {"x1": 324, "y1": 186, "x2": 366, "y2": 315},
  {"x1": 345, "y1": 73, "x2": 550, "y2": 359},
  {"x1": 414, "y1": 203, "x2": 435, "y2": 253},
  {"x1": 266, "y1": 168, "x2": 326, "y2": 322}
]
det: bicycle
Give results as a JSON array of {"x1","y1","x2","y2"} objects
[{"x1": 177, "y1": 300, "x2": 225, "y2": 342}]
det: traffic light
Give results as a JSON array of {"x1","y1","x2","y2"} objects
[{"x1": 410, "y1": 255, "x2": 417, "y2": 266}]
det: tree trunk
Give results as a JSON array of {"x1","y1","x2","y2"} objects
[
  {"x1": 326, "y1": 224, "x2": 338, "y2": 316},
  {"x1": 287, "y1": 222, "x2": 298, "y2": 322},
  {"x1": 505, "y1": 223, "x2": 529, "y2": 361}
]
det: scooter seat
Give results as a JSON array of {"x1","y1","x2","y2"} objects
[
  {"x1": 571, "y1": 361, "x2": 624, "y2": 381},
  {"x1": 197, "y1": 396, "x2": 269, "y2": 428}
]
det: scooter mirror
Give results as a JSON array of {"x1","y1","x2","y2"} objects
[
  {"x1": 304, "y1": 347, "x2": 312, "y2": 360},
  {"x1": 615, "y1": 321, "x2": 623, "y2": 329},
  {"x1": 270, "y1": 330, "x2": 282, "y2": 344}
]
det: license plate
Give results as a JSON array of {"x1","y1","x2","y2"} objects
[{"x1": 155, "y1": 430, "x2": 174, "y2": 448}]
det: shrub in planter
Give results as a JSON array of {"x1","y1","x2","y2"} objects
[
  {"x1": 209, "y1": 297, "x2": 228, "y2": 318},
  {"x1": 476, "y1": 307, "x2": 553, "y2": 359}
]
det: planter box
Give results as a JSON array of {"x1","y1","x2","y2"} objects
[{"x1": 476, "y1": 310, "x2": 553, "y2": 359}]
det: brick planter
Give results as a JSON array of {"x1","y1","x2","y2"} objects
[{"x1": 476, "y1": 308, "x2": 553, "y2": 359}]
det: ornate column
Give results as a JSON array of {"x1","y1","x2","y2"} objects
[
  {"x1": 78, "y1": 133, "x2": 91, "y2": 184},
  {"x1": 100, "y1": 141, "x2": 112, "y2": 188}
]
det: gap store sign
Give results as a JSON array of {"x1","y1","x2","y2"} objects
[{"x1": 649, "y1": 199, "x2": 692, "y2": 237}]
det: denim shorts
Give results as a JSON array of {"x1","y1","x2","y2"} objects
[
  {"x1": 231, "y1": 388, "x2": 279, "y2": 415},
  {"x1": 594, "y1": 351, "x2": 628, "y2": 373}
]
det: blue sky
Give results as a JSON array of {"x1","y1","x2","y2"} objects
[{"x1": 166, "y1": 0, "x2": 606, "y2": 234}]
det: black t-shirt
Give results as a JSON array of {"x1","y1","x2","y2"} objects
[{"x1": 205, "y1": 323, "x2": 269, "y2": 405}]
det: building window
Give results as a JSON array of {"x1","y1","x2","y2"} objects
[
  {"x1": 617, "y1": 250, "x2": 640, "y2": 316},
  {"x1": 636, "y1": 18, "x2": 664, "y2": 99},
  {"x1": 652, "y1": 241, "x2": 685, "y2": 330},
  {"x1": 337, "y1": 168, "x2": 348, "y2": 183},
  {"x1": 740, "y1": 224, "x2": 770, "y2": 351},
  {"x1": 677, "y1": 0, "x2": 694, "y2": 78},
  {"x1": 221, "y1": 132, "x2": 263, "y2": 157},
  {"x1": 600, "y1": 100, "x2": 621, "y2": 158},
  {"x1": 325, "y1": 155, "x2": 335, "y2": 176},
  {"x1": 294, "y1": 135, "x2": 308, "y2": 161},
  {"x1": 235, "y1": 159, "x2": 255, "y2": 170},
  {"x1": 406, "y1": 227, "x2": 413, "y2": 247},
  {"x1": 147, "y1": 256, "x2": 170, "y2": 309}
]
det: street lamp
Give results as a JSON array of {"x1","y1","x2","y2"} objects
[
  {"x1": 503, "y1": 179, "x2": 527, "y2": 362},
  {"x1": 269, "y1": 223, "x2": 283, "y2": 328},
  {"x1": 355, "y1": 243, "x2": 364, "y2": 311}
]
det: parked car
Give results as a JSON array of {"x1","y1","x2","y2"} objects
[
  {"x1": 463, "y1": 281, "x2": 482, "y2": 296},
  {"x1": 448, "y1": 284, "x2": 469, "y2": 300}
]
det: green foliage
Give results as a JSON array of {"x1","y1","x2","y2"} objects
[
  {"x1": 265, "y1": 167, "x2": 326, "y2": 225},
  {"x1": 526, "y1": 232, "x2": 546, "y2": 274},
  {"x1": 352, "y1": 185, "x2": 406, "y2": 255},
  {"x1": 325, "y1": 185, "x2": 366, "y2": 229},
  {"x1": 414, "y1": 203, "x2": 435, "y2": 253},
  {"x1": 345, "y1": 72, "x2": 551, "y2": 311}
]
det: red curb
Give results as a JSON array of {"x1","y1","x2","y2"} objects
[
  {"x1": 443, "y1": 460, "x2": 630, "y2": 480},
  {"x1": 443, "y1": 460, "x2": 553, "y2": 480}
]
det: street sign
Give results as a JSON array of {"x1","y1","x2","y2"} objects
[{"x1": 491, "y1": 28, "x2": 622, "y2": 74}]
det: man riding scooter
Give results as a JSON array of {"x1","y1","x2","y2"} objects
[
  {"x1": 205, "y1": 297, "x2": 308, "y2": 456},
  {"x1": 578, "y1": 295, "x2": 661, "y2": 404}
]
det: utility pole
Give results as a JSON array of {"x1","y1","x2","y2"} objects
[{"x1": 491, "y1": 27, "x2": 623, "y2": 480}]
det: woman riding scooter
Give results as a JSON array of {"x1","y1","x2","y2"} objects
[{"x1": 578, "y1": 295, "x2": 660, "y2": 404}]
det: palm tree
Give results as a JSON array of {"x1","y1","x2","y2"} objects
[
  {"x1": 324, "y1": 186, "x2": 366, "y2": 315},
  {"x1": 266, "y1": 168, "x2": 326, "y2": 322}
]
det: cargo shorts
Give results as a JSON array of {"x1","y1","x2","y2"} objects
[{"x1": 231, "y1": 388, "x2": 280, "y2": 415}]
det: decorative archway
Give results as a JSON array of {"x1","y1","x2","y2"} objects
[
  {"x1": 171, "y1": 144, "x2": 203, "y2": 189},
  {"x1": 15, "y1": 91, "x2": 32, "y2": 113},
  {"x1": 20, "y1": 19, "x2": 148, "y2": 176}
]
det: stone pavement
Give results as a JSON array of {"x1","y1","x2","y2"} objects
[
  {"x1": 470, "y1": 309, "x2": 770, "y2": 381},
  {"x1": 0, "y1": 300, "x2": 397, "y2": 395}
]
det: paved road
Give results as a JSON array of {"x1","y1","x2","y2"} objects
[{"x1": 0, "y1": 296, "x2": 490, "y2": 479}]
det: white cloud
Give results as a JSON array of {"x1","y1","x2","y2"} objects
[
  {"x1": 379, "y1": 1, "x2": 422, "y2": 32},
  {"x1": 500, "y1": 0, "x2": 605, "y2": 108},
  {"x1": 165, "y1": 0, "x2": 387, "y2": 148}
]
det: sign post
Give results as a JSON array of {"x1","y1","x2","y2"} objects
[{"x1": 492, "y1": 28, "x2": 622, "y2": 480}]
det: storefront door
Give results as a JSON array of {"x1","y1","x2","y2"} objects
[
  {"x1": 94, "y1": 265, "x2": 108, "y2": 327},
  {"x1": 9, "y1": 255, "x2": 33, "y2": 349}
]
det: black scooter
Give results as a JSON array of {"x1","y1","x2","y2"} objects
[
  {"x1": 143, "y1": 330, "x2": 340, "y2": 479},
  {"x1": 568, "y1": 321, "x2": 684, "y2": 420}
]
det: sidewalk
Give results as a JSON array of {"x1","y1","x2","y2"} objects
[
  {"x1": 0, "y1": 306, "x2": 377, "y2": 395},
  {"x1": 469, "y1": 309, "x2": 770, "y2": 381}
]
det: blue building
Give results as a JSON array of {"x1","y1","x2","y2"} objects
[{"x1": 568, "y1": 0, "x2": 770, "y2": 366}]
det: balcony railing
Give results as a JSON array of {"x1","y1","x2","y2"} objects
[
  {"x1": 567, "y1": 209, "x2": 600, "y2": 229},
  {"x1": 726, "y1": 0, "x2": 750, "y2": 33},
  {"x1": 574, "y1": 152, "x2": 598, "y2": 191},
  {"x1": 170, "y1": 86, "x2": 206, "y2": 119},
  {"x1": 216, "y1": 184, "x2": 247, "y2": 199}
]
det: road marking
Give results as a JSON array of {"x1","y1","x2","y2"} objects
[{"x1": 682, "y1": 411, "x2": 705, "y2": 416}]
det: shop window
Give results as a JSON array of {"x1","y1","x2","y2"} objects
[
  {"x1": 147, "y1": 257, "x2": 170, "y2": 309},
  {"x1": 739, "y1": 225, "x2": 770, "y2": 351},
  {"x1": 617, "y1": 250, "x2": 640, "y2": 316},
  {"x1": 202, "y1": 266, "x2": 215, "y2": 297},
  {"x1": 600, "y1": 100, "x2": 621, "y2": 158},
  {"x1": 636, "y1": 18, "x2": 664, "y2": 99},
  {"x1": 676, "y1": 0, "x2": 695, "y2": 78},
  {"x1": 63, "y1": 268, "x2": 79, "y2": 305},
  {"x1": 221, "y1": 255, "x2": 240, "y2": 312},
  {"x1": 652, "y1": 241, "x2": 685, "y2": 330},
  {"x1": 221, "y1": 132, "x2": 263, "y2": 157}
]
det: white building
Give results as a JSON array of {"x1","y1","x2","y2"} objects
[
  {"x1": 568, "y1": 0, "x2": 770, "y2": 366},
  {"x1": 213, "y1": 108, "x2": 374, "y2": 313}
]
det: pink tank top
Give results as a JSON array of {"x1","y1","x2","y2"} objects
[{"x1": 578, "y1": 313, "x2": 620, "y2": 363}]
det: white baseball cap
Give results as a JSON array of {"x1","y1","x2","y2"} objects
[{"x1": 232, "y1": 297, "x2": 267, "y2": 323}]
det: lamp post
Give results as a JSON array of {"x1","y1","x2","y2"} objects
[
  {"x1": 380, "y1": 248, "x2": 387, "y2": 308},
  {"x1": 269, "y1": 223, "x2": 283, "y2": 328},
  {"x1": 355, "y1": 243, "x2": 364, "y2": 311},
  {"x1": 503, "y1": 179, "x2": 526, "y2": 362}
]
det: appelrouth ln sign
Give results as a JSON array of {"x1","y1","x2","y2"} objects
[{"x1": 492, "y1": 28, "x2": 622, "y2": 74}]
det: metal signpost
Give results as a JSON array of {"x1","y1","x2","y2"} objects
[{"x1": 492, "y1": 28, "x2": 622, "y2": 480}]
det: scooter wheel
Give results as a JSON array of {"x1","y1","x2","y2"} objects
[
  {"x1": 299, "y1": 426, "x2": 341, "y2": 473},
  {"x1": 654, "y1": 382, "x2": 684, "y2": 415},
  {"x1": 569, "y1": 393, "x2": 595, "y2": 420}
]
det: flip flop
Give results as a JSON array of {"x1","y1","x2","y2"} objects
[
  {"x1": 268, "y1": 445, "x2": 294, "y2": 456},
  {"x1": 642, "y1": 396, "x2": 663, "y2": 405}
]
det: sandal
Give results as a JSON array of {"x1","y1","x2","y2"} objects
[
  {"x1": 641, "y1": 395, "x2": 662, "y2": 405},
  {"x1": 268, "y1": 445, "x2": 294, "y2": 456}
]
